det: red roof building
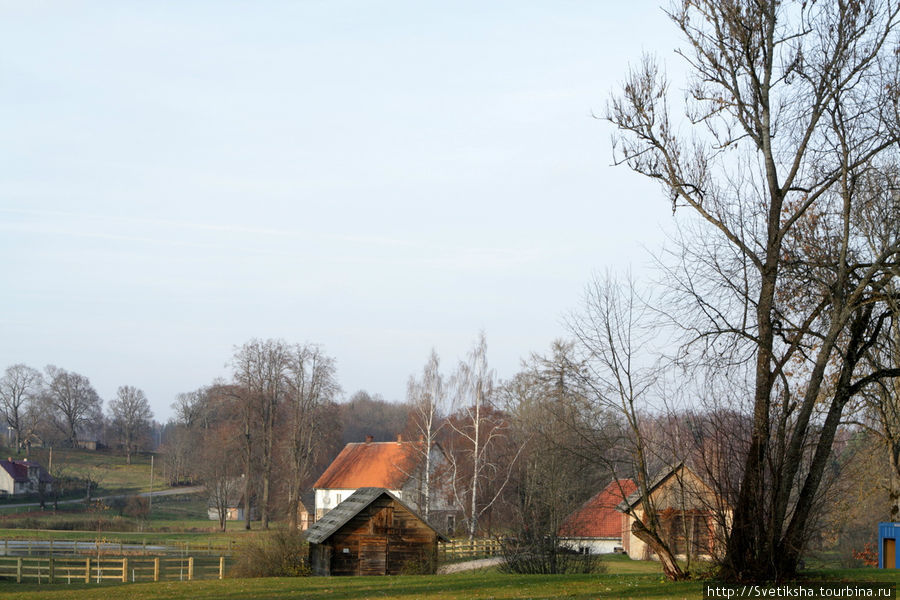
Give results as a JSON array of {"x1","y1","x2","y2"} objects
[
  {"x1": 314, "y1": 438, "x2": 420, "y2": 491},
  {"x1": 313, "y1": 436, "x2": 457, "y2": 532},
  {"x1": 558, "y1": 479, "x2": 636, "y2": 554}
]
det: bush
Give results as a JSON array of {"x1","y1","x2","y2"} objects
[
  {"x1": 232, "y1": 530, "x2": 310, "y2": 578},
  {"x1": 124, "y1": 496, "x2": 150, "y2": 519},
  {"x1": 398, "y1": 551, "x2": 437, "y2": 575},
  {"x1": 499, "y1": 535, "x2": 605, "y2": 575}
]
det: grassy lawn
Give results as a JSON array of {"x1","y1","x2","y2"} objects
[
  {"x1": 0, "y1": 493, "x2": 266, "y2": 545},
  {"x1": 0, "y1": 570, "x2": 692, "y2": 600},
  {"x1": 1, "y1": 567, "x2": 898, "y2": 600}
]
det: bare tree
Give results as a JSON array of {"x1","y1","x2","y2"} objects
[
  {"x1": 0, "y1": 364, "x2": 43, "y2": 451},
  {"x1": 232, "y1": 339, "x2": 291, "y2": 529},
  {"x1": 609, "y1": 0, "x2": 900, "y2": 580},
  {"x1": 568, "y1": 274, "x2": 687, "y2": 580},
  {"x1": 198, "y1": 423, "x2": 243, "y2": 532},
  {"x1": 43, "y1": 366, "x2": 102, "y2": 448},
  {"x1": 406, "y1": 349, "x2": 446, "y2": 519},
  {"x1": 284, "y1": 343, "x2": 339, "y2": 530},
  {"x1": 856, "y1": 280, "x2": 900, "y2": 518},
  {"x1": 447, "y1": 333, "x2": 524, "y2": 541},
  {"x1": 108, "y1": 386, "x2": 153, "y2": 464}
]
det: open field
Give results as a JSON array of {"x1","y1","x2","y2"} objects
[
  {"x1": 1, "y1": 567, "x2": 899, "y2": 600},
  {"x1": 0, "y1": 447, "x2": 159, "y2": 499}
]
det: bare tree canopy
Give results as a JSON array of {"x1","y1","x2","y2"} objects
[
  {"x1": 0, "y1": 364, "x2": 43, "y2": 451},
  {"x1": 43, "y1": 365, "x2": 102, "y2": 448},
  {"x1": 609, "y1": 0, "x2": 900, "y2": 581},
  {"x1": 108, "y1": 385, "x2": 153, "y2": 464}
]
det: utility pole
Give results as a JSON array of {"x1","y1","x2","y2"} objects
[{"x1": 149, "y1": 455, "x2": 154, "y2": 512}]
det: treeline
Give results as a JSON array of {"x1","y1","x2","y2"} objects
[{"x1": 0, "y1": 364, "x2": 153, "y2": 464}]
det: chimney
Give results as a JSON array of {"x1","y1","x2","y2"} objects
[
  {"x1": 396, "y1": 434, "x2": 403, "y2": 443},
  {"x1": 365, "y1": 435, "x2": 373, "y2": 443}
]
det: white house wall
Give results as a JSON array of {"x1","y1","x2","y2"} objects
[{"x1": 559, "y1": 538, "x2": 622, "y2": 555}]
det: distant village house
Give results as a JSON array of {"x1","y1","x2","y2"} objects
[{"x1": 0, "y1": 458, "x2": 53, "y2": 496}]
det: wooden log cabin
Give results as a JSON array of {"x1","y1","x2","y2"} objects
[{"x1": 305, "y1": 487, "x2": 449, "y2": 576}]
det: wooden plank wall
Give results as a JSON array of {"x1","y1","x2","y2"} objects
[{"x1": 311, "y1": 496, "x2": 438, "y2": 576}]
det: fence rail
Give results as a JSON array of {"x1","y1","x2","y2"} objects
[
  {"x1": 0, "y1": 538, "x2": 236, "y2": 557},
  {"x1": 0, "y1": 555, "x2": 228, "y2": 583},
  {"x1": 439, "y1": 538, "x2": 501, "y2": 561}
]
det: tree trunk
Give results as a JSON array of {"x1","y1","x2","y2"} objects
[
  {"x1": 630, "y1": 518, "x2": 686, "y2": 581},
  {"x1": 891, "y1": 445, "x2": 900, "y2": 522}
]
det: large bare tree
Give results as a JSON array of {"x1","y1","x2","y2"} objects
[
  {"x1": 108, "y1": 385, "x2": 153, "y2": 464},
  {"x1": 43, "y1": 366, "x2": 102, "y2": 448},
  {"x1": 609, "y1": 0, "x2": 900, "y2": 580},
  {"x1": 232, "y1": 339, "x2": 291, "y2": 529},
  {"x1": 0, "y1": 364, "x2": 43, "y2": 451},
  {"x1": 284, "y1": 343, "x2": 339, "y2": 530}
]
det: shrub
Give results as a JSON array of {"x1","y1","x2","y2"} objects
[
  {"x1": 124, "y1": 496, "x2": 150, "y2": 519},
  {"x1": 499, "y1": 535, "x2": 605, "y2": 575},
  {"x1": 232, "y1": 530, "x2": 310, "y2": 578}
]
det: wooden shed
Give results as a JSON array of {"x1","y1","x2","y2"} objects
[{"x1": 305, "y1": 487, "x2": 449, "y2": 576}]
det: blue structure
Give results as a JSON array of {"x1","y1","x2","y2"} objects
[{"x1": 878, "y1": 523, "x2": 900, "y2": 568}]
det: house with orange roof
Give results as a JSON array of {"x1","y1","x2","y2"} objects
[
  {"x1": 558, "y1": 478, "x2": 636, "y2": 554},
  {"x1": 313, "y1": 435, "x2": 456, "y2": 532}
]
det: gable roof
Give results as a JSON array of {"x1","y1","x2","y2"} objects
[
  {"x1": 0, "y1": 459, "x2": 53, "y2": 484},
  {"x1": 313, "y1": 441, "x2": 421, "y2": 490},
  {"x1": 617, "y1": 462, "x2": 690, "y2": 511},
  {"x1": 304, "y1": 487, "x2": 449, "y2": 544},
  {"x1": 559, "y1": 479, "x2": 636, "y2": 539}
]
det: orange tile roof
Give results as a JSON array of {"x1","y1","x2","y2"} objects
[
  {"x1": 558, "y1": 479, "x2": 636, "y2": 539},
  {"x1": 313, "y1": 441, "x2": 421, "y2": 490}
]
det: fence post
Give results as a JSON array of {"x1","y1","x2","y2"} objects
[
  {"x1": 85, "y1": 557, "x2": 90, "y2": 584},
  {"x1": 219, "y1": 556, "x2": 225, "y2": 579},
  {"x1": 27, "y1": 540, "x2": 31, "y2": 555},
  {"x1": 188, "y1": 556, "x2": 194, "y2": 581},
  {"x1": 122, "y1": 557, "x2": 128, "y2": 583},
  {"x1": 3, "y1": 539, "x2": 6, "y2": 555},
  {"x1": 16, "y1": 557, "x2": 21, "y2": 583},
  {"x1": 49, "y1": 557, "x2": 55, "y2": 583},
  {"x1": 49, "y1": 539, "x2": 53, "y2": 555},
  {"x1": 153, "y1": 557, "x2": 159, "y2": 582}
]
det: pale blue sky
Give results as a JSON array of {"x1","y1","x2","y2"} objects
[{"x1": 1, "y1": 1, "x2": 680, "y2": 420}]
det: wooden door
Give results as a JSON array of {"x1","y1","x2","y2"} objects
[
  {"x1": 885, "y1": 538, "x2": 895, "y2": 569},
  {"x1": 359, "y1": 537, "x2": 387, "y2": 575}
]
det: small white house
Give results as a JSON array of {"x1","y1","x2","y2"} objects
[{"x1": 0, "y1": 458, "x2": 53, "y2": 496}]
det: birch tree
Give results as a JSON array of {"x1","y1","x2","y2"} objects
[
  {"x1": 406, "y1": 349, "x2": 446, "y2": 519},
  {"x1": 447, "y1": 333, "x2": 524, "y2": 540}
]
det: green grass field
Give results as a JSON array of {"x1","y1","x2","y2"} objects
[
  {"x1": 1, "y1": 447, "x2": 159, "y2": 497},
  {"x1": 1, "y1": 566, "x2": 898, "y2": 600}
]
